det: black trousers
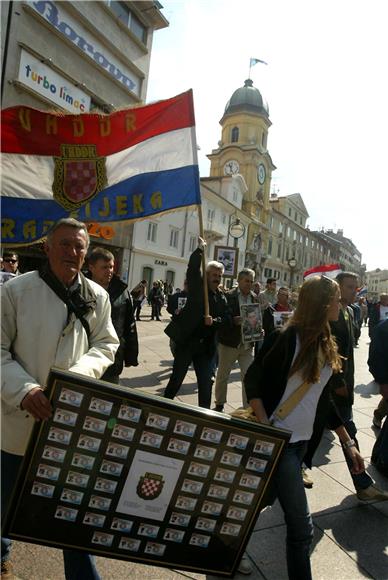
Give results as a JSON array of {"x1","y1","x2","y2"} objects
[{"x1": 164, "y1": 340, "x2": 215, "y2": 408}]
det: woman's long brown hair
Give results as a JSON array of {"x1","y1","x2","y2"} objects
[{"x1": 286, "y1": 276, "x2": 342, "y2": 383}]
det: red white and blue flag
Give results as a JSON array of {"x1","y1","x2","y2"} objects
[
  {"x1": 303, "y1": 263, "x2": 342, "y2": 281},
  {"x1": 1, "y1": 90, "x2": 201, "y2": 245}
]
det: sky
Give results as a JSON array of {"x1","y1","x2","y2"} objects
[{"x1": 146, "y1": 0, "x2": 387, "y2": 272}]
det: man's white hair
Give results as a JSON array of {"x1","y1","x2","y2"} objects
[{"x1": 206, "y1": 260, "x2": 225, "y2": 275}]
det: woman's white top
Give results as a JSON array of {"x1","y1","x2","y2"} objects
[{"x1": 270, "y1": 336, "x2": 333, "y2": 443}]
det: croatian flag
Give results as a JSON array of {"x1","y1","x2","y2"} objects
[
  {"x1": 1, "y1": 90, "x2": 201, "y2": 245},
  {"x1": 303, "y1": 263, "x2": 342, "y2": 281}
]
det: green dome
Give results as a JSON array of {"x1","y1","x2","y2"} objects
[{"x1": 224, "y1": 79, "x2": 269, "y2": 117}]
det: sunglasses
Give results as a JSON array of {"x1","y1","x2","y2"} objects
[{"x1": 3, "y1": 258, "x2": 17, "y2": 264}]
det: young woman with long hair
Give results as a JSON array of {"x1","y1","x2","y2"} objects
[{"x1": 244, "y1": 275, "x2": 364, "y2": 580}]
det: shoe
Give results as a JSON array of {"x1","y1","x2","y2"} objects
[
  {"x1": 302, "y1": 467, "x2": 314, "y2": 489},
  {"x1": 213, "y1": 404, "x2": 224, "y2": 412},
  {"x1": 238, "y1": 554, "x2": 253, "y2": 575},
  {"x1": 372, "y1": 414, "x2": 382, "y2": 429},
  {"x1": 1, "y1": 560, "x2": 16, "y2": 579},
  {"x1": 357, "y1": 484, "x2": 388, "y2": 502}
]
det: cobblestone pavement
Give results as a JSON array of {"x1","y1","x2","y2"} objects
[{"x1": 9, "y1": 307, "x2": 388, "y2": 579}]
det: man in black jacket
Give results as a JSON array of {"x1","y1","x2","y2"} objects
[
  {"x1": 88, "y1": 247, "x2": 139, "y2": 384},
  {"x1": 163, "y1": 239, "x2": 230, "y2": 409},
  {"x1": 213, "y1": 268, "x2": 258, "y2": 412}
]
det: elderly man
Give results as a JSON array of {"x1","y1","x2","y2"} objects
[
  {"x1": 1, "y1": 218, "x2": 119, "y2": 580},
  {"x1": 213, "y1": 268, "x2": 259, "y2": 412},
  {"x1": 163, "y1": 238, "x2": 230, "y2": 408}
]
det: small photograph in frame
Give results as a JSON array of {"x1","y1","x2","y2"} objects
[
  {"x1": 273, "y1": 310, "x2": 293, "y2": 329},
  {"x1": 214, "y1": 246, "x2": 238, "y2": 278},
  {"x1": 253, "y1": 440, "x2": 275, "y2": 456},
  {"x1": 240, "y1": 303, "x2": 263, "y2": 343},
  {"x1": 31, "y1": 481, "x2": 55, "y2": 498}
]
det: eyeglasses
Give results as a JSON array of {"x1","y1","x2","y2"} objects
[{"x1": 3, "y1": 258, "x2": 17, "y2": 264}]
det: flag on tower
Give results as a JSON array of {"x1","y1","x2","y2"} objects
[{"x1": 250, "y1": 58, "x2": 268, "y2": 67}]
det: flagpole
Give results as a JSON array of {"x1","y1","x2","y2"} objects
[{"x1": 197, "y1": 204, "x2": 210, "y2": 317}]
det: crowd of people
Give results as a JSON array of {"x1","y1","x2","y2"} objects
[{"x1": 1, "y1": 221, "x2": 387, "y2": 580}]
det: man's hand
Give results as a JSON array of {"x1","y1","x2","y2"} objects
[
  {"x1": 233, "y1": 316, "x2": 242, "y2": 326},
  {"x1": 21, "y1": 387, "x2": 52, "y2": 421},
  {"x1": 346, "y1": 447, "x2": 365, "y2": 474},
  {"x1": 204, "y1": 315, "x2": 213, "y2": 326},
  {"x1": 198, "y1": 237, "x2": 207, "y2": 249}
]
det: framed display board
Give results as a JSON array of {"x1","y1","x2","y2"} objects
[
  {"x1": 240, "y1": 303, "x2": 263, "y2": 344},
  {"x1": 214, "y1": 246, "x2": 239, "y2": 278},
  {"x1": 3, "y1": 369, "x2": 290, "y2": 577}
]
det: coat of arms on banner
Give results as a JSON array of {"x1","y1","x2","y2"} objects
[
  {"x1": 53, "y1": 144, "x2": 107, "y2": 211},
  {"x1": 136, "y1": 472, "x2": 164, "y2": 500}
]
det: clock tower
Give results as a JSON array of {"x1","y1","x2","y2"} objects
[{"x1": 207, "y1": 79, "x2": 276, "y2": 269}]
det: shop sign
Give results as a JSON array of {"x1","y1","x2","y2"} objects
[
  {"x1": 18, "y1": 49, "x2": 91, "y2": 113},
  {"x1": 155, "y1": 260, "x2": 167, "y2": 266},
  {"x1": 87, "y1": 222, "x2": 115, "y2": 240},
  {"x1": 29, "y1": 1, "x2": 141, "y2": 95}
]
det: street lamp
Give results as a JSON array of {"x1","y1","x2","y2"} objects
[
  {"x1": 229, "y1": 218, "x2": 245, "y2": 248},
  {"x1": 288, "y1": 257, "x2": 297, "y2": 289}
]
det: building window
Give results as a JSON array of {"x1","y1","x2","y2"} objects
[
  {"x1": 287, "y1": 226, "x2": 291, "y2": 238},
  {"x1": 269, "y1": 215, "x2": 274, "y2": 229},
  {"x1": 170, "y1": 229, "x2": 179, "y2": 248},
  {"x1": 293, "y1": 230, "x2": 297, "y2": 241},
  {"x1": 277, "y1": 243, "x2": 282, "y2": 258},
  {"x1": 231, "y1": 127, "x2": 239, "y2": 142},
  {"x1": 147, "y1": 222, "x2": 157, "y2": 242},
  {"x1": 288, "y1": 208, "x2": 292, "y2": 217},
  {"x1": 233, "y1": 190, "x2": 238, "y2": 201},
  {"x1": 279, "y1": 222, "x2": 283, "y2": 233},
  {"x1": 189, "y1": 235, "x2": 197, "y2": 253},
  {"x1": 264, "y1": 268, "x2": 273, "y2": 278},
  {"x1": 166, "y1": 270, "x2": 175, "y2": 287},
  {"x1": 268, "y1": 238, "x2": 273, "y2": 255},
  {"x1": 222, "y1": 214, "x2": 226, "y2": 224},
  {"x1": 283, "y1": 272, "x2": 288, "y2": 281},
  {"x1": 300, "y1": 216, "x2": 303, "y2": 225},
  {"x1": 109, "y1": 1, "x2": 147, "y2": 43},
  {"x1": 294, "y1": 211, "x2": 297, "y2": 221}
]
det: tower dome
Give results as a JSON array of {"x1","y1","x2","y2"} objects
[{"x1": 224, "y1": 79, "x2": 269, "y2": 117}]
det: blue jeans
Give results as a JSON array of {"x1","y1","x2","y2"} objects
[
  {"x1": 272, "y1": 441, "x2": 313, "y2": 580},
  {"x1": 1, "y1": 451, "x2": 100, "y2": 579},
  {"x1": 333, "y1": 399, "x2": 373, "y2": 491},
  {"x1": 164, "y1": 340, "x2": 215, "y2": 408}
]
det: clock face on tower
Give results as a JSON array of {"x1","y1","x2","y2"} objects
[
  {"x1": 257, "y1": 163, "x2": 266, "y2": 184},
  {"x1": 223, "y1": 160, "x2": 240, "y2": 176}
]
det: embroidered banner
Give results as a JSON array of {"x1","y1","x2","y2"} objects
[{"x1": 1, "y1": 90, "x2": 201, "y2": 245}]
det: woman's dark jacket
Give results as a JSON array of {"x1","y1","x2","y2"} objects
[
  {"x1": 164, "y1": 247, "x2": 231, "y2": 350},
  {"x1": 244, "y1": 326, "x2": 342, "y2": 468}
]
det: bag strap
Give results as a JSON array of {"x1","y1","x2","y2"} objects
[{"x1": 271, "y1": 346, "x2": 326, "y2": 422}]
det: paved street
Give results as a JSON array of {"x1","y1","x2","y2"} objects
[{"x1": 10, "y1": 306, "x2": 388, "y2": 579}]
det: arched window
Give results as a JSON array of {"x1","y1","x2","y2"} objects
[{"x1": 231, "y1": 127, "x2": 239, "y2": 142}]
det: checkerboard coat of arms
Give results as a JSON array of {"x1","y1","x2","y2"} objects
[
  {"x1": 53, "y1": 144, "x2": 107, "y2": 211},
  {"x1": 136, "y1": 472, "x2": 164, "y2": 500}
]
